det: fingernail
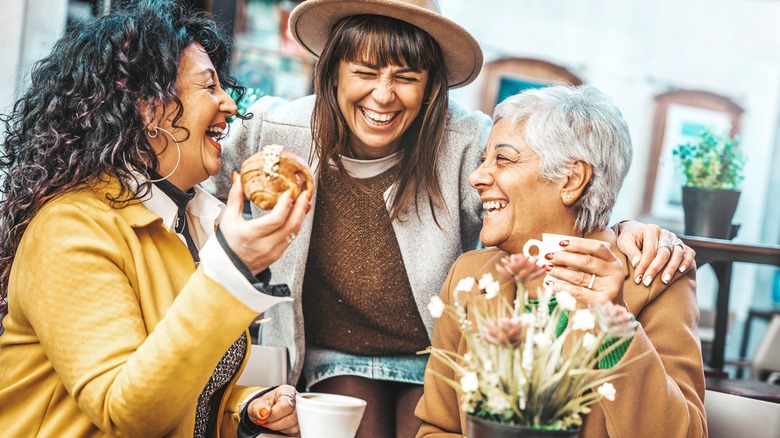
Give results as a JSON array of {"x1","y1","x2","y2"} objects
[
  {"x1": 662, "y1": 274, "x2": 671, "y2": 284},
  {"x1": 631, "y1": 256, "x2": 640, "y2": 267},
  {"x1": 679, "y1": 265, "x2": 686, "y2": 273},
  {"x1": 635, "y1": 275, "x2": 642, "y2": 284},
  {"x1": 643, "y1": 275, "x2": 652, "y2": 286},
  {"x1": 289, "y1": 190, "x2": 296, "y2": 201},
  {"x1": 307, "y1": 190, "x2": 313, "y2": 201},
  {"x1": 259, "y1": 407, "x2": 269, "y2": 418},
  {"x1": 544, "y1": 264, "x2": 553, "y2": 272},
  {"x1": 306, "y1": 204, "x2": 312, "y2": 214},
  {"x1": 544, "y1": 252, "x2": 554, "y2": 260},
  {"x1": 559, "y1": 240, "x2": 570, "y2": 247},
  {"x1": 232, "y1": 170, "x2": 238, "y2": 183}
]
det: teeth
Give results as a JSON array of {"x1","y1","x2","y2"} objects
[
  {"x1": 482, "y1": 201, "x2": 507, "y2": 212},
  {"x1": 206, "y1": 125, "x2": 224, "y2": 138},
  {"x1": 361, "y1": 108, "x2": 396, "y2": 124}
]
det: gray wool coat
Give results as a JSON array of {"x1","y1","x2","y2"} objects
[{"x1": 203, "y1": 95, "x2": 492, "y2": 384}]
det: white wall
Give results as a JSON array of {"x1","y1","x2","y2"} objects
[
  {"x1": 442, "y1": 0, "x2": 780, "y2": 357},
  {"x1": 0, "y1": 0, "x2": 68, "y2": 115}
]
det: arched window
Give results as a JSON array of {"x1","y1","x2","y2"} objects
[{"x1": 479, "y1": 57, "x2": 584, "y2": 115}]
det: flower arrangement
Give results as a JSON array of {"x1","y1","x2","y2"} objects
[
  {"x1": 672, "y1": 129, "x2": 746, "y2": 190},
  {"x1": 424, "y1": 254, "x2": 637, "y2": 431}
]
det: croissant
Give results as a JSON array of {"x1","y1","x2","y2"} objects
[{"x1": 240, "y1": 145, "x2": 314, "y2": 210}]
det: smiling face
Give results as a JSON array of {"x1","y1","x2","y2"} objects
[
  {"x1": 147, "y1": 42, "x2": 237, "y2": 190},
  {"x1": 469, "y1": 119, "x2": 575, "y2": 253},
  {"x1": 334, "y1": 59, "x2": 429, "y2": 159}
]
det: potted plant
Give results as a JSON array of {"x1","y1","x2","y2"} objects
[
  {"x1": 672, "y1": 129, "x2": 746, "y2": 239},
  {"x1": 424, "y1": 255, "x2": 638, "y2": 437}
]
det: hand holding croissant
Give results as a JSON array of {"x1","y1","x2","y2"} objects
[{"x1": 240, "y1": 145, "x2": 314, "y2": 210}]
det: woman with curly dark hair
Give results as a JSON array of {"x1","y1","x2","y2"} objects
[{"x1": 0, "y1": 1, "x2": 307, "y2": 436}]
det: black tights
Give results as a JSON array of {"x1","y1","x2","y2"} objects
[{"x1": 310, "y1": 375, "x2": 424, "y2": 438}]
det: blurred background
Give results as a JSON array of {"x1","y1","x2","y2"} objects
[{"x1": 2, "y1": 0, "x2": 779, "y2": 378}]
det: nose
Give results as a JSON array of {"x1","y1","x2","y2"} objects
[
  {"x1": 371, "y1": 77, "x2": 396, "y2": 105},
  {"x1": 220, "y1": 87, "x2": 238, "y2": 117},
  {"x1": 469, "y1": 160, "x2": 493, "y2": 190}
]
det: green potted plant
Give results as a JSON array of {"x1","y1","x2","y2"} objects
[{"x1": 672, "y1": 129, "x2": 746, "y2": 239}]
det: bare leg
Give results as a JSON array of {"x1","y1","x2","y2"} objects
[
  {"x1": 395, "y1": 383, "x2": 424, "y2": 438},
  {"x1": 311, "y1": 375, "x2": 394, "y2": 438}
]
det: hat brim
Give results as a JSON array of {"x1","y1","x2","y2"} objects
[{"x1": 289, "y1": 0, "x2": 483, "y2": 89}]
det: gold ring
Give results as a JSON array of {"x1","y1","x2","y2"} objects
[
  {"x1": 285, "y1": 233, "x2": 296, "y2": 244},
  {"x1": 587, "y1": 274, "x2": 596, "y2": 290}
]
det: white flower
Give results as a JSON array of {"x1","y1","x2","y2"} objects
[
  {"x1": 598, "y1": 382, "x2": 617, "y2": 401},
  {"x1": 485, "y1": 281, "x2": 500, "y2": 299},
  {"x1": 572, "y1": 308, "x2": 596, "y2": 331},
  {"x1": 427, "y1": 296, "x2": 445, "y2": 318},
  {"x1": 483, "y1": 359, "x2": 493, "y2": 372},
  {"x1": 486, "y1": 393, "x2": 512, "y2": 414},
  {"x1": 533, "y1": 332, "x2": 550, "y2": 347},
  {"x1": 455, "y1": 277, "x2": 476, "y2": 293},
  {"x1": 478, "y1": 273, "x2": 495, "y2": 290},
  {"x1": 582, "y1": 332, "x2": 597, "y2": 349},
  {"x1": 519, "y1": 313, "x2": 535, "y2": 326},
  {"x1": 555, "y1": 291, "x2": 577, "y2": 311},
  {"x1": 460, "y1": 372, "x2": 479, "y2": 393}
]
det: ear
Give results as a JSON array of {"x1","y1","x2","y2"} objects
[{"x1": 561, "y1": 160, "x2": 592, "y2": 205}]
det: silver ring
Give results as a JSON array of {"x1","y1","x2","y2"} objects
[
  {"x1": 658, "y1": 238, "x2": 673, "y2": 251},
  {"x1": 673, "y1": 238, "x2": 684, "y2": 249},
  {"x1": 280, "y1": 391, "x2": 296, "y2": 408},
  {"x1": 285, "y1": 233, "x2": 296, "y2": 244},
  {"x1": 587, "y1": 273, "x2": 596, "y2": 290}
]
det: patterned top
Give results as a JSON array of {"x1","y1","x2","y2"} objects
[{"x1": 194, "y1": 333, "x2": 247, "y2": 437}]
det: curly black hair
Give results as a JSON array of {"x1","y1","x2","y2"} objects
[{"x1": 0, "y1": 0, "x2": 246, "y2": 310}]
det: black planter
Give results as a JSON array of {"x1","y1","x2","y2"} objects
[
  {"x1": 466, "y1": 415, "x2": 580, "y2": 438},
  {"x1": 681, "y1": 187, "x2": 741, "y2": 239}
]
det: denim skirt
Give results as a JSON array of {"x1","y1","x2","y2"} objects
[{"x1": 303, "y1": 344, "x2": 429, "y2": 390}]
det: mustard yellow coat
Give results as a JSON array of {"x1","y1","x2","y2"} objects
[
  {"x1": 416, "y1": 229, "x2": 707, "y2": 437},
  {"x1": 0, "y1": 178, "x2": 263, "y2": 437}
]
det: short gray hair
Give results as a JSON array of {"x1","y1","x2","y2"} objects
[{"x1": 493, "y1": 85, "x2": 633, "y2": 234}]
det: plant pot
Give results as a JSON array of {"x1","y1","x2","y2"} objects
[
  {"x1": 681, "y1": 187, "x2": 741, "y2": 239},
  {"x1": 466, "y1": 415, "x2": 580, "y2": 438}
]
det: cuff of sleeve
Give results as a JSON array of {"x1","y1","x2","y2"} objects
[
  {"x1": 238, "y1": 386, "x2": 278, "y2": 438},
  {"x1": 200, "y1": 233, "x2": 292, "y2": 314}
]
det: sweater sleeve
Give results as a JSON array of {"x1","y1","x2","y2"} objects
[
  {"x1": 14, "y1": 202, "x2": 263, "y2": 436},
  {"x1": 415, "y1": 262, "x2": 467, "y2": 438},
  {"x1": 595, "y1": 266, "x2": 707, "y2": 437}
]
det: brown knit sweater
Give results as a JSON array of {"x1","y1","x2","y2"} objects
[{"x1": 302, "y1": 163, "x2": 429, "y2": 355}]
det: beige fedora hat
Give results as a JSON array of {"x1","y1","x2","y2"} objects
[{"x1": 288, "y1": 0, "x2": 483, "y2": 89}]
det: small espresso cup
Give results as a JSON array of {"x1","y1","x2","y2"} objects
[
  {"x1": 296, "y1": 392, "x2": 367, "y2": 438},
  {"x1": 522, "y1": 233, "x2": 576, "y2": 266}
]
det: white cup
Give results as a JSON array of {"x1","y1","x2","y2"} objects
[
  {"x1": 296, "y1": 393, "x2": 367, "y2": 438},
  {"x1": 522, "y1": 233, "x2": 576, "y2": 266},
  {"x1": 523, "y1": 233, "x2": 579, "y2": 285}
]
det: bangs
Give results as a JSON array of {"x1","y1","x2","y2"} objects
[{"x1": 334, "y1": 15, "x2": 439, "y2": 71}]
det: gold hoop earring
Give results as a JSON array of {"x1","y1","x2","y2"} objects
[{"x1": 148, "y1": 126, "x2": 182, "y2": 182}]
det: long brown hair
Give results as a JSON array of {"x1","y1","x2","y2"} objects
[{"x1": 310, "y1": 15, "x2": 449, "y2": 223}]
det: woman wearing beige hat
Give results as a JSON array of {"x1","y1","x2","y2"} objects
[{"x1": 205, "y1": 0, "x2": 694, "y2": 436}]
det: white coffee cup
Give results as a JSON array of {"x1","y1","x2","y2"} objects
[
  {"x1": 296, "y1": 393, "x2": 367, "y2": 438},
  {"x1": 523, "y1": 233, "x2": 576, "y2": 266}
]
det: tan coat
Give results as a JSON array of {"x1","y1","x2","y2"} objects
[
  {"x1": 416, "y1": 229, "x2": 707, "y2": 437},
  {"x1": 0, "y1": 178, "x2": 263, "y2": 437}
]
